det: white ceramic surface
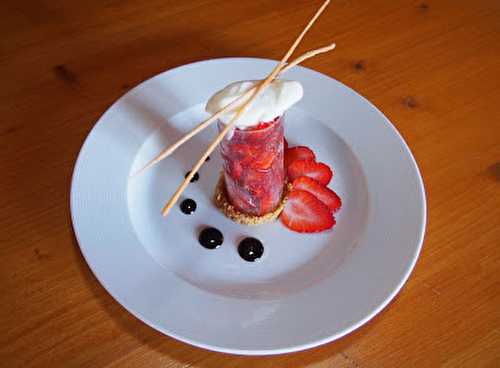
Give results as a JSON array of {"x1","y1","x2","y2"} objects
[{"x1": 71, "y1": 58, "x2": 426, "y2": 355}]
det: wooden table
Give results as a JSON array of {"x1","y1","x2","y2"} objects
[{"x1": 1, "y1": 0, "x2": 499, "y2": 366}]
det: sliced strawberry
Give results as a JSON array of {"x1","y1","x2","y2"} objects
[
  {"x1": 281, "y1": 190, "x2": 335, "y2": 233},
  {"x1": 284, "y1": 138, "x2": 289, "y2": 151},
  {"x1": 287, "y1": 159, "x2": 333, "y2": 186},
  {"x1": 292, "y1": 176, "x2": 342, "y2": 212},
  {"x1": 284, "y1": 146, "x2": 316, "y2": 168}
]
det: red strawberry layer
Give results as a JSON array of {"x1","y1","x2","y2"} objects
[{"x1": 221, "y1": 117, "x2": 285, "y2": 216}]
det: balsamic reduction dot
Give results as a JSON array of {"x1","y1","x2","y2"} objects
[
  {"x1": 205, "y1": 156, "x2": 210, "y2": 162},
  {"x1": 198, "y1": 227, "x2": 223, "y2": 249},
  {"x1": 180, "y1": 198, "x2": 197, "y2": 214},
  {"x1": 238, "y1": 237, "x2": 264, "y2": 262},
  {"x1": 185, "y1": 171, "x2": 200, "y2": 182}
]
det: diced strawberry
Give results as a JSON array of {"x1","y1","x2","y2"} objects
[
  {"x1": 280, "y1": 190, "x2": 335, "y2": 233},
  {"x1": 245, "y1": 122, "x2": 269, "y2": 131},
  {"x1": 287, "y1": 159, "x2": 333, "y2": 186},
  {"x1": 226, "y1": 143, "x2": 252, "y2": 161},
  {"x1": 292, "y1": 176, "x2": 342, "y2": 212},
  {"x1": 227, "y1": 160, "x2": 243, "y2": 183},
  {"x1": 245, "y1": 165, "x2": 268, "y2": 180},
  {"x1": 250, "y1": 149, "x2": 276, "y2": 170},
  {"x1": 284, "y1": 146, "x2": 316, "y2": 168},
  {"x1": 284, "y1": 138, "x2": 289, "y2": 151},
  {"x1": 260, "y1": 191, "x2": 278, "y2": 214},
  {"x1": 225, "y1": 176, "x2": 256, "y2": 213},
  {"x1": 246, "y1": 117, "x2": 278, "y2": 131}
]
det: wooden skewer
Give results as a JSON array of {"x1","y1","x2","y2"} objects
[
  {"x1": 131, "y1": 42, "x2": 335, "y2": 178},
  {"x1": 130, "y1": 84, "x2": 255, "y2": 178},
  {"x1": 161, "y1": 76, "x2": 280, "y2": 216},
  {"x1": 161, "y1": 0, "x2": 331, "y2": 216},
  {"x1": 281, "y1": 42, "x2": 336, "y2": 74}
]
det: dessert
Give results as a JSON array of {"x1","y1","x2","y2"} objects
[
  {"x1": 205, "y1": 80, "x2": 303, "y2": 130},
  {"x1": 214, "y1": 173, "x2": 291, "y2": 225},
  {"x1": 218, "y1": 117, "x2": 285, "y2": 217},
  {"x1": 206, "y1": 79, "x2": 303, "y2": 218},
  {"x1": 134, "y1": 0, "x2": 341, "y2": 243}
]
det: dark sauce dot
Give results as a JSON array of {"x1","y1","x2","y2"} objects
[
  {"x1": 205, "y1": 156, "x2": 210, "y2": 162},
  {"x1": 185, "y1": 171, "x2": 200, "y2": 182},
  {"x1": 198, "y1": 227, "x2": 223, "y2": 249},
  {"x1": 238, "y1": 237, "x2": 264, "y2": 262},
  {"x1": 180, "y1": 198, "x2": 197, "y2": 214}
]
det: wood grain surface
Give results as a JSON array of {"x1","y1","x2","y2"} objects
[{"x1": 1, "y1": 0, "x2": 499, "y2": 366}]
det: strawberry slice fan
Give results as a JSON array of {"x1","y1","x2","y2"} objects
[{"x1": 281, "y1": 143, "x2": 342, "y2": 233}]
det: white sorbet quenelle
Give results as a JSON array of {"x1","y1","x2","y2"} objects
[{"x1": 205, "y1": 79, "x2": 304, "y2": 129}]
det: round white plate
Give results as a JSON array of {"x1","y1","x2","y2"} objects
[{"x1": 71, "y1": 58, "x2": 426, "y2": 355}]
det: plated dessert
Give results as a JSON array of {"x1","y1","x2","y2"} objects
[
  {"x1": 210, "y1": 80, "x2": 297, "y2": 220},
  {"x1": 71, "y1": 0, "x2": 426, "y2": 354},
  {"x1": 133, "y1": 0, "x2": 341, "y2": 259},
  {"x1": 207, "y1": 79, "x2": 341, "y2": 233}
]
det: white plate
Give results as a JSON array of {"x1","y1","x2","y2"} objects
[{"x1": 71, "y1": 58, "x2": 426, "y2": 355}]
